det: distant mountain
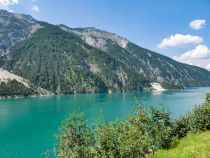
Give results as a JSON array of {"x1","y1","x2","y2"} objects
[{"x1": 0, "y1": 10, "x2": 210, "y2": 95}]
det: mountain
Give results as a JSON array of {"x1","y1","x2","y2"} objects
[
  {"x1": 2, "y1": 22, "x2": 149, "y2": 93},
  {"x1": 0, "y1": 10, "x2": 210, "y2": 95},
  {"x1": 61, "y1": 26, "x2": 210, "y2": 87}
]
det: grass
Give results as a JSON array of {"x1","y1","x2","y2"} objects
[{"x1": 153, "y1": 131, "x2": 210, "y2": 158}]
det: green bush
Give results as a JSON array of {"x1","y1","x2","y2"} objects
[
  {"x1": 187, "y1": 102, "x2": 210, "y2": 132},
  {"x1": 147, "y1": 106, "x2": 173, "y2": 149},
  {"x1": 45, "y1": 101, "x2": 210, "y2": 158},
  {"x1": 55, "y1": 113, "x2": 97, "y2": 158},
  {"x1": 49, "y1": 105, "x2": 175, "y2": 158},
  {"x1": 54, "y1": 108, "x2": 154, "y2": 158},
  {"x1": 173, "y1": 102, "x2": 210, "y2": 138},
  {"x1": 172, "y1": 116, "x2": 189, "y2": 139}
]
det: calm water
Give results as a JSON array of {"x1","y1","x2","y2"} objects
[{"x1": 0, "y1": 87, "x2": 210, "y2": 158}]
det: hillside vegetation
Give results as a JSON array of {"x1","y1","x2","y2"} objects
[
  {"x1": 3, "y1": 22, "x2": 149, "y2": 93},
  {"x1": 0, "y1": 80, "x2": 36, "y2": 97},
  {"x1": 0, "y1": 69, "x2": 49, "y2": 98}
]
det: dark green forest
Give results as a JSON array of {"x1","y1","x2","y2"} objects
[{"x1": 0, "y1": 80, "x2": 37, "y2": 97}]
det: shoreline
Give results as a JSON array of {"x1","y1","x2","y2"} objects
[
  {"x1": 0, "y1": 93, "x2": 54, "y2": 100},
  {"x1": 1, "y1": 85, "x2": 209, "y2": 100}
]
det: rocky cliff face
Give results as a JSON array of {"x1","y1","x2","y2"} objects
[{"x1": 0, "y1": 10, "x2": 41, "y2": 56}]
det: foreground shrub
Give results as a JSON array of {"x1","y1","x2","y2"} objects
[
  {"x1": 45, "y1": 101, "x2": 210, "y2": 158},
  {"x1": 173, "y1": 102, "x2": 210, "y2": 138},
  {"x1": 56, "y1": 113, "x2": 97, "y2": 158},
  {"x1": 172, "y1": 116, "x2": 189, "y2": 138},
  {"x1": 147, "y1": 106, "x2": 173, "y2": 149},
  {"x1": 188, "y1": 102, "x2": 210, "y2": 132},
  {"x1": 50, "y1": 105, "x2": 175, "y2": 158}
]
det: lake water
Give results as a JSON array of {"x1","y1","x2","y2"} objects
[{"x1": 0, "y1": 87, "x2": 210, "y2": 158}]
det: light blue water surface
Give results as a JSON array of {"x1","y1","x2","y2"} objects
[{"x1": 0, "y1": 87, "x2": 209, "y2": 158}]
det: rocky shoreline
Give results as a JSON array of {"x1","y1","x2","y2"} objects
[{"x1": 0, "y1": 93, "x2": 53, "y2": 100}]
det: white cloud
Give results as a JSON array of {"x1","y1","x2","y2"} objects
[
  {"x1": 8, "y1": 9, "x2": 14, "y2": 12},
  {"x1": 174, "y1": 45, "x2": 210, "y2": 60},
  {"x1": 206, "y1": 64, "x2": 210, "y2": 71},
  {"x1": 173, "y1": 45, "x2": 210, "y2": 71},
  {"x1": 189, "y1": 19, "x2": 206, "y2": 30},
  {"x1": 31, "y1": 5, "x2": 39, "y2": 12},
  {"x1": 0, "y1": 0, "x2": 18, "y2": 10},
  {"x1": 157, "y1": 34, "x2": 203, "y2": 49}
]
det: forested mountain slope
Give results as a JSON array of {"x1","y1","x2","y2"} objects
[
  {"x1": 2, "y1": 22, "x2": 149, "y2": 93},
  {"x1": 0, "y1": 10, "x2": 210, "y2": 94},
  {"x1": 62, "y1": 26, "x2": 210, "y2": 87}
]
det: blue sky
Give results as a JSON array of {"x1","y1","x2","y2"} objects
[{"x1": 1, "y1": 0, "x2": 210, "y2": 70}]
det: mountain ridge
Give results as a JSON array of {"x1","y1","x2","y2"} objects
[
  {"x1": 59, "y1": 25, "x2": 210, "y2": 86},
  {"x1": 0, "y1": 10, "x2": 210, "y2": 95}
]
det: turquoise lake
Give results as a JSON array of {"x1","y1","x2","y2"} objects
[{"x1": 0, "y1": 87, "x2": 210, "y2": 158}]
